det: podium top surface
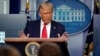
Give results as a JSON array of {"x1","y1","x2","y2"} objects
[{"x1": 5, "y1": 37, "x2": 65, "y2": 42}]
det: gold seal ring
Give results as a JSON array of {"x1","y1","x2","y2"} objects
[{"x1": 25, "y1": 42, "x2": 40, "y2": 56}]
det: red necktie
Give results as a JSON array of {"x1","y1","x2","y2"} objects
[{"x1": 42, "y1": 24, "x2": 47, "y2": 38}]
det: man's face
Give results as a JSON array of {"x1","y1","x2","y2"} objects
[{"x1": 39, "y1": 8, "x2": 53, "y2": 24}]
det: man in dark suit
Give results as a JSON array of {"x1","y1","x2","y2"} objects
[{"x1": 20, "y1": 2, "x2": 69, "y2": 56}]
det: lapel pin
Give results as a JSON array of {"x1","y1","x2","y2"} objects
[{"x1": 53, "y1": 26, "x2": 56, "y2": 29}]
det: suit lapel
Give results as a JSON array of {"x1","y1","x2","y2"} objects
[
  {"x1": 50, "y1": 21, "x2": 57, "y2": 38},
  {"x1": 35, "y1": 20, "x2": 40, "y2": 37}
]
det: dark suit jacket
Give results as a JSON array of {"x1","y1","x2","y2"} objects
[{"x1": 24, "y1": 19, "x2": 69, "y2": 56}]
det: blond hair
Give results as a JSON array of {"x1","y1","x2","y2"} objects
[{"x1": 38, "y1": 2, "x2": 53, "y2": 12}]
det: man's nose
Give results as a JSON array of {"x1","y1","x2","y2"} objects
[{"x1": 46, "y1": 14, "x2": 50, "y2": 17}]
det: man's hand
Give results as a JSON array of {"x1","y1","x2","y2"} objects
[
  {"x1": 18, "y1": 31, "x2": 29, "y2": 38},
  {"x1": 57, "y1": 32, "x2": 69, "y2": 41}
]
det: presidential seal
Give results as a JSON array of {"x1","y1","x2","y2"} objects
[{"x1": 25, "y1": 42, "x2": 40, "y2": 56}]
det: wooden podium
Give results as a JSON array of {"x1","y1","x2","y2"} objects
[
  {"x1": 5, "y1": 37, "x2": 65, "y2": 42},
  {"x1": 5, "y1": 37, "x2": 65, "y2": 56}
]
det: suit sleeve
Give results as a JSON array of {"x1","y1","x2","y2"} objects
[
  {"x1": 57, "y1": 23, "x2": 70, "y2": 56},
  {"x1": 57, "y1": 23, "x2": 65, "y2": 36}
]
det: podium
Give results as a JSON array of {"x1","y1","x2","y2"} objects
[
  {"x1": 5, "y1": 37, "x2": 65, "y2": 56},
  {"x1": 5, "y1": 37, "x2": 65, "y2": 42}
]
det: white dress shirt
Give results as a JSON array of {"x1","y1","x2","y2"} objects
[{"x1": 40, "y1": 20, "x2": 51, "y2": 38}]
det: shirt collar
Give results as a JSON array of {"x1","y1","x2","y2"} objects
[{"x1": 41, "y1": 20, "x2": 51, "y2": 25}]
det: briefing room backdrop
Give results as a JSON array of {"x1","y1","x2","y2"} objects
[{"x1": 0, "y1": 0, "x2": 94, "y2": 56}]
